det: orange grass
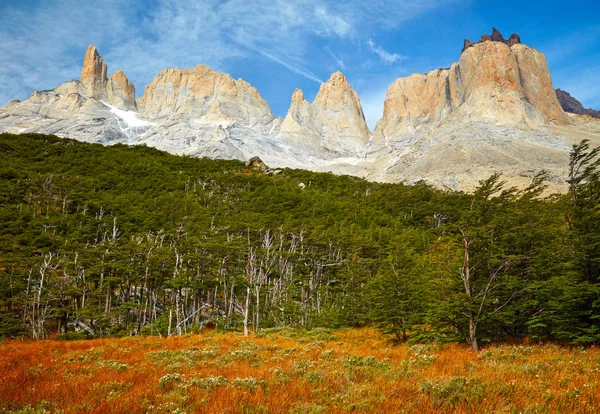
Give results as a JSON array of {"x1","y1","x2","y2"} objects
[{"x1": 1, "y1": 328, "x2": 599, "y2": 413}]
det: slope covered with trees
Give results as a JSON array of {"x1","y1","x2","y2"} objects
[{"x1": 0, "y1": 133, "x2": 598, "y2": 349}]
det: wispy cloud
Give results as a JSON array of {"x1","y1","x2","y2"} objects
[
  {"x1": 0, "y1": 0, "x2": 458, "y2": 108},
  {"x1": 325, "y1": 47, "x2": 346, "y2": 70},
  {"x1": 314, "y1": 6, "x2": 352, "y2": 37},
  {"x1": 367, "y1": 40, "x2": 406, "y2": 65},
  {"x1": 257, "y1": 49, "x2": 325, "y2": 84}
]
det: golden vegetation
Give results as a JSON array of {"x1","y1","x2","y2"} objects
[{"x1": 1, "y1": 328, "x2": 599, "y2": 413}]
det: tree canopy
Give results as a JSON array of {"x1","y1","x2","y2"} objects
[{"x1": 0, "y1": 133, "x2": 598, "y2": 347}]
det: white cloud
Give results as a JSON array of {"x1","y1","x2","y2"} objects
[
  {"x1": 367, "y1": 40, "x2": 406, "y2": 65},
  {"x1": 0, "y1": 0, "x2": 131, "y2": 103}
]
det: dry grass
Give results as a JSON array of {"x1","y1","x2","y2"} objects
[{"x1": 1, "y1": 328, "x2": 599, "y2": 413}]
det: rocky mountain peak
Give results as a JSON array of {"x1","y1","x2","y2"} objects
[
  {"x1": 556, "y1": 89, "x2": 600, "y2": 119},
  {"x1": 373, "y1": 30, "x2": 568, "y2": 152},
  {"x1": 80, "y1": 45, "x2": 108, "y2": 99},
  {"x1": 137, "y1": 64, "x2": 276, "y2": 137},
  {"x1": 2, "y1": 30, "x2": 599, "y2": 194},
  {"x1": 314, "y1": 72, "x2": 364, "y2": 115},
  {"x1": 326, "y1": 72, "x2": 348, "y2": 86},
  {"x1": 279, "y1": 72, "x2": 370, "y2": 156},
  {"x1": 107, "y1": 70, "x2": 137, "y2": 111},
  {"x1": 462, "y1": 28, "x2": 522, "y2": 53},
  {"x1": 77, "y1": 45, "x2": 136, "y2": 110},
  {"x1": 291, "y1": 88, "x2": 305, "y2": 104}
]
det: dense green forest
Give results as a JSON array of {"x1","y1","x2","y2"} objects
[{"x1": 0, "y1": 133, "x2": 598, "y2": 349}]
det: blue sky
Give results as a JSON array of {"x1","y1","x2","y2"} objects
[{"x1": 1, "y1": 0, "x2": 599, "y2": 129}]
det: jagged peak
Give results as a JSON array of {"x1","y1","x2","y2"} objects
[
  {"x1": 462, "y1": 28, "x2": 521, "y2": 53},
  {"x1": 291, "y1": 88, "x2": 305, "y2": 103},
  {"x1": 80, "y1": 44, "x2": 107, "y2": 83},
  {"x1": 84, "y1": 44, "x2": 98, "y2": 56},
  {"x1": 325, "y1": 71, "x2": 348, "y2": 86},
  {"x1": 314, "y1": 71, "x2": 363, "y2": 112},
  {"x1": 109, "y1": 70, "x2": 129, "y2": 81}
]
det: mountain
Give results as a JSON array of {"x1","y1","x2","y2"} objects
[
  {"x1": 367, "y1": 28, "x2": 596, "y2": 191},
  {"x1": 556, "y1": 89, "x2": 600, "y2": 119},
  {"x1": 279, "y1": 72, "x2": 370, "y2": 158},
  {"x1": 0, "y1": 45, "x2": 141, "y2": 145},
  {"x1": 133, "y1": 64, "x2": 281, "y2": 159},
  {"x1": 1, "y1": 31, "x2": 599, "y2": 192}
]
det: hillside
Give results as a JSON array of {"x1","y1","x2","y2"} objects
[{"x1": 0, "y1": 133, "x2": 599, "y2": 348}]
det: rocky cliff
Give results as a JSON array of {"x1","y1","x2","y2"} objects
[
  {"x1": 369, "y1": 29, "x2": 597, "y2": 192},
  {"x1": 107, "y1": 70, "x2": 137, "y2": 111},
  {"x1": 0, "y1": 45, "x2": 142, "y2": 144},
  {"x1": 138, "y1": 65, "x2": 275, "y2": 129},
  {"x1": 462, "y1": 28, "x2": 522, "y2": 53},
  {"x1": 131, "y1": 64, "x2": 282, "y2": 159},
  {"x1": 79, "y1": 45, "x2": 136, "y2": 111},
  {"x1": 80, "y1": 45, "x2": 108, "y2": 100},
  {"x1": 372, "y1": 29, "x2": 567, "y2": 152},
  {"x1": 279, "y1": 72, "x2": 370, "y2": 157}
]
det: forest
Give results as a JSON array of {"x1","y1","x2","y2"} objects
[{"x1": 0, "y1": 133, "x2": 598, "y2": 350}]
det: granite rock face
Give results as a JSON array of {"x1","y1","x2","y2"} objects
[
  {"x1": 365, "y1": 29, "x2": 597, "y2": 193},
  {"x1": 0, "y1": 45, "x2": 139, "y2": 143},
  {"x1": 0, "y1": 88, "x2": 129, "y2": 144},
  {"x1": 79, "y1": 45, "x2": 136, "y2": 110},
  {"x1": 132, "y1": 64, "x2": 282, "y2": 160},
  {"x1": 372, "y1": 34, "x2": 568, "y2": 152},
  {"x1": 138, "y1": 65, "x2": 275, "y2": 130},
  {"x1": 108, "y1": 70, "x2": 137, "y2": 111},
  {"x1": 279, "y1": 72, "x2": 370, "y2": 157},
  {"x1": 80, "y1": 45, "x2": 108, "y2": 100}
]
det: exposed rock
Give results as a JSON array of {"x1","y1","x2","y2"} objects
[
  {"x1": 556, "y1": 89, "x2": 600, "y2": 119},
  {"x1": 79, "y1": 45, "x2": 136, "y2": 110},
  {"x1": 0, "y1": 45, "x2": 142, "y2": 145},
  {"x1": 462, "y1": 28, "x2": 521, "y2": 53},
  {"x1": 506, "y1": 33, "x2": 521, "y2": 47},
  {"x1": 80, "y1": 45, "x2": 108, "y2": 100},
  {"x1": 245, "y1": 156, "x2": 269, "y2": 172},
  {"x1": 291, "y1": 88, "x2": 305, "y2": 103},
  {"x1": 372, "y1": 37, "x2": 568, "y2": 151},
  {"x1": 511, "y1": 44, "x2": 567, "y2": 123},
  {"x1": 372, "y1": 68, "x2": 452, "y2": 149},
  {"x1": 0, "y1": 88, "x2": 129, "y2": 144},
  {"x1": 366, "y1": 30, "x2": 584, "y2": 193},
  {"x1": 133, "y1": 64, "x2": 281, "y2": 159},
  {"x1": 279, "y1": 72, "x2": 370, "y2": 157},
  {"x1": 107, "y1": 70, "x2": 137, "y2": 111},
  {"x1": 138, "y1": 65, "x2": 275, "y2": 130}
]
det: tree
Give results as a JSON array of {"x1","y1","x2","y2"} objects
[
  {"x1": 369, "y1": 243, "x2": 427, "y2": 342},
  {"x1": 449, "y1": 174, "x2": 548, "y2": 350},
  {"x1": 568, "y1": 139, "x2": 600, "y2": 283}
]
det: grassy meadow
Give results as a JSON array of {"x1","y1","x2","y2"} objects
[{"x1": 1, "y1": 328, "x2": 599, "y2": 413}]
